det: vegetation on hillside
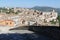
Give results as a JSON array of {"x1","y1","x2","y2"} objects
[
  {"x1": 32, "y1": 6, "x2": 60, "y2": 25},
  {"x1": 32, "y1": 6, "x2": 60, "y2": 15},
  {"x1": 0, "y1": 8, "x2": 20, "y2": 14}
]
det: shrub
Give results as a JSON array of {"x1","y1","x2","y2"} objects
[{"x1": 50, "y1": 20, "x2": 56, "y2": 24}]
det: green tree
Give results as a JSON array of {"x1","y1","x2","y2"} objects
[
  {"x1": 17, "y1": 10, "x2": 22, "y2": 13},
  {"x1": 9, "y1": 9, "x2": 14, "y2": 13},
  {"x1": 57, "y1": 15, "x2": 60, "y2": 24},
  {"x1": 15, "y1": 12, "x2": 18, "y2": 14},
  {"x1": 50, "y1": 19, "x2": 56, "y2": 24}
]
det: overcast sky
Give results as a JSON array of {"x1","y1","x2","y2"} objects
[{"x1": 0, "y1": 0, "x2": 60, "y2": 8}]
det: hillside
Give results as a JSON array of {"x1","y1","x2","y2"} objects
[
  {"x1": 32, "y1": 6, "x2": 60, "y2": 15},
  {"x1": 32, "y1": 6, "x2": 60, "y2": 24}
]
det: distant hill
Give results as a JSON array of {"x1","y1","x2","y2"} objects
[{"x1": 31, "y1": 6, "x2": 60, "y2": 15}]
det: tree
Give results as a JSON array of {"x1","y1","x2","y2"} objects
[
  {"x1": 57, "y1": 15, "x2": 60, "y2": 24},
  {"x1": 9, "y1": 9, "x2": 14, "y2": 13},
  {"x1": 15, "y1": 12, "x2": 18, "y2": 14},
  {"x1": 50, "y1": 19, "x2": 56, "y2": 24},
  {"x1": 6, "y1": 12, "x2": 10, "y2": 14},
  {"x1": 17, "y1": 10, "x2": 22, "y2": 13}
]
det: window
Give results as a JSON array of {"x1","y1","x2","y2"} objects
[
  {"x1": 10, "y1": 22, "x2": 12, "y2": 24},
  {"x1": 37, "y1": 12, "x2": 39, "y2": 14},
  {"x1": 22, "y1": 20, "x2": 25, "y2": 24},
  {"x1": 40, "y1": 12, "x2": 43, "y2": 15},
  {"x1": 44, "y1": 19, "x2": 47, "y2": 23},
  {"x1": 50, "y1": 13, "x2": 52, "y2": 15},
  {"x1": 6, "y1": 22, "x2": 8, "y2": 25},
  {"x1": 33, "y1": 13, "x2": 34, "y2": 15}
]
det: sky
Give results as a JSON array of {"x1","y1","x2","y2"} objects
[{"x1": 0, "y1": 0, "x2": 60, "y2": 8}]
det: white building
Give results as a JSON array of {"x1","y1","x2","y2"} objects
[{"x1": 41, "y1": 10, "x2": 58, "y2": 22}]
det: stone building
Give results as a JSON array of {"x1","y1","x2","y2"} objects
[
  {"x1": 0, "y1": 8, "x2": 59, "y2": 27},
  {"x1": 42, "y1": 10, "x2": 58, "y2": 22}
]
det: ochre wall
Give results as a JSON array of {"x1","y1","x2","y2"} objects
[{"x1": 0, "y1": 20, "x2": 15, "y2": 27}]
